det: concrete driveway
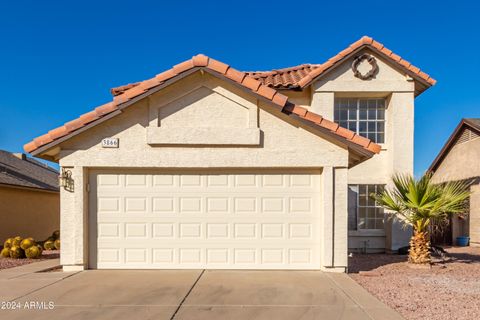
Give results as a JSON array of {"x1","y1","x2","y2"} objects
[{"x1": 0, "y1": 263, "x2": 402, "y2": 320}]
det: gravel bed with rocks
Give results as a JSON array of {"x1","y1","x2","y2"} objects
[
  {"x1": 0, "y1": 250, "x2": 59, "y2": 270},
  {"x1": 349, "y1": 247, "x2": 480, "y2": 320}
]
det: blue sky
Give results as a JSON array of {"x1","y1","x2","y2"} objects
[{"x1": 0, "y1": 1, "x2": 479, "y2": 175}]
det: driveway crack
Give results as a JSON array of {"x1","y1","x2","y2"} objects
[{"x1": 170, "y1": 269, "x2": 205, "y2": 320}]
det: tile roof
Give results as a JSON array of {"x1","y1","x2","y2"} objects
[
  {"x1": 111, "y1": 36, "x2": 436, "y2": 93},
  {"x1": 245, "y1": 64, "x2": 320, "y2": 89},
  {"x1": 295, "y1": 36, "x2": 436, "y2": 88},
  {"x1": 0, "y1": 150, "x2": 59, "y2": 191},
  {"x1": 24, "y1": 53, "x2": 383, "y2": 156}
]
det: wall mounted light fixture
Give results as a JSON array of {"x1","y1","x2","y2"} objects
[{"x1": 59, "y1": 167, "x2": 74, "y2": 192}]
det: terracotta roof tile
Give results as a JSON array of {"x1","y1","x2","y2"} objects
[
  {"x1": 304, "y1": 111, "x2": 323, "y2": 124},
  {"x1": 207, "y1": 59, "x2": 230, "y2": 74},
  {"x1": 64, "y1": 118, "x2": 85, "y2": 132},
  {"x1": 284, "y1": 104, "x2": 308, "y2": 117},
  {"x1": 140, "y1": 78, "x2": 161, "y2": 91},
  {"x1": 336, "y1": 126, "x2": 355, "y2": 140},
  {"x1": 318, "y1": 118, "x2": 339, "y2": 132},
  {"x1": 246, "y1": 64, "x2": 320, "y2": 89},
  {"x1": 338, "y1": 47, "x2": 354, "y2": 57},
  {"x1": 389, "y1": 53, "x2": 402, "y2": 62},
  {"x1": 367, "y1": 142, "x2": 382, "y2": 153},
  {"x1": 110, "y1": 83, "x2": 140, "y2": 96},
  {"x1": 380, "y1": 47, "x2": 393, "y2": 56},
  {"x1": 399, "y1": 59, "x2": 411, "y2": 69},
  {"x1": 33, "y1": 134, "x2": 53, "y2": 146},
  {"x1": 192, "y1": 54, "x2": 209, "y2": 67},
  {"x1": 257, "y1": 85, "x2": 276, "y2": 100},
  {"x1": 351, "y1": 134, "x2": 371, "y2": 148},
  {"x1": 95, "y1": 102, "x2": 117, "y2": 115},
  {"x1": 225, "y1": 68, "x2": 246, "y2": 83},
  {"x1": 24, "y1": 142, "x2": 37, "y2": 153},
  {"x1": 242, "y1": 76, "x2": 262, "y2": 92},
  {"x1": 48, "y1": 126, "x2": 69, "y2": 140},
  {"x1": 156, "y1": 69, "x2": 178, "y2": 82},
  {"x1": 271, "y1": 92, "x2": 288, "y2": 107},
  {"x1": 112, "y1": 36, "x2": 436, "y2": 95},
  {"x1": 173, "y1": 60, "x2": 194, "y2": 74},
  {"x1": 79, "y1": 111, "x2": 100, "y2": 124},
  {"x1": 371, "y1": 40, "x2": 384, "y2": 51},
  {"x1": 297, "y1": 36, "x2": 436, "y2": 88},
  {"x1": 24, "y1": 52, "x2": 384, "y2": 155}
]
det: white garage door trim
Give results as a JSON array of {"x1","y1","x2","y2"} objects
[{"x1": 88, "y1": 169, "x2": 322, "y2": 270}]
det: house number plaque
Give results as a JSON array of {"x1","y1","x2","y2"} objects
[{"x1": 101, "y1": 138, "x2": 119, "y2": 148}]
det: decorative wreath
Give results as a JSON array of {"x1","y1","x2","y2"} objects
[{"x1": 351, "y1": 54, "x2": 378, "y2": 80}]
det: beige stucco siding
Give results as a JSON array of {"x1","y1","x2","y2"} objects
[
  {"x1": 470, "y1": 185, "x2": 480, "y2": 246},
  {"x1": 56, "y1": 72, "x2": 351, "y2": 271},
  {"x1": 0, "y1": 186, "x2": 59, "y2": 242},
  {"x1": 431, "y1": 137, "x2": 480, "y2": 247},
  {"x1": 59, "y1": 73, "x2": 349, "y2": 169},
  {"x1": 432, "y1": 137, "x2": 480, "y2": 183},
  {"x1": 311, "y1": 49, "x2": 415, "y2": 251}
]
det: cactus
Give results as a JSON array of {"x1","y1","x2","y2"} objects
[
  {"x1": 9, "y1": 246, "x2": 24, "y2": 259},
  {"x1": 12, "y1": 236, "x2": 23, "y2": 247},
  {"x1": 3, "y1": 238, "x2": 13, "y2": 249},
  {"x1": 36, "y1": 245, "x2": 43, "y2": 256},
  {"x1": 44, "y1": 240, "x2": 55, "y2": 250},
  {"x1": 1, "y1": 248, "x2": 10, "y2": 258},
  {"x1": 25, "y1": 246, "x2": 42, "y2": 259},
  {"x1": 20, "y1": 238, "x2": 36, "y2": 250},
  {"x1": 52, "y1": 230, "x2": 60, "y2": 240}
]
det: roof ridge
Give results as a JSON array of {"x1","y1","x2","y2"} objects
[
  {"x1": 428, "y1": 118, "x2": 480, "y2": 173},
  {"x1": 297, "y1": 36, "x2": 436, "y2": 88},
  {"x1": 245, "y1": 63, "x2": 320, "y2": 76},
  {"x1": 24, "y1": 54, "x2": 381, "y2": 155}
]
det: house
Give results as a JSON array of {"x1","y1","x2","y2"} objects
[
  {"x1": 429, "y1": 118, "x2": 480, "y2": 246},
  {"x1": 0, "y1": 150, "x2": 59, "y2": 242},
  {"x1": 24, "y1": 36, "x2": 435, "y2": 271}
]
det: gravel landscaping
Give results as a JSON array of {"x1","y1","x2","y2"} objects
[
  {"x1": 349, "y1": 247, "x2": 480, "y2": 320},
  {"x1": 0, "y1": 250, "x2": 59, "y2": 270}
]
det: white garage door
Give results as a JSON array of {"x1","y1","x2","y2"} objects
[{"x1": 89, "y1": 170, "x2": 321, "y2": 269}]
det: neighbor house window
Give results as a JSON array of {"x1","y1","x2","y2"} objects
[
  {"x1": 348, "y1": 185, "x2": 385, "y2": 231},
  {"x1": 334, "y1": 98, "x2": 385, "y2": 143}
]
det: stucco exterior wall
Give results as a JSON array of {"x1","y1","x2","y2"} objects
[
  {"x1": 0, "y1": 186, "x2": 59, "y2": 242},
  {"x1": 431, "y1": 137, "x2": 480, "y2": 183},
  {"x1": 311, "y1": 49, "x2": 415, "y2": 252},
  {"x1": 431, "y1": 138, "x2": 480, "y2": 247},
  {"x1": 470, "y1": 185, "x2": 480, "y2": 247},
  {"x1": 56, "y1": 72, "x2": 351, "y2": 270}
]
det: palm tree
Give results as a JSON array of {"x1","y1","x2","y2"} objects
[{"x1": 373, "y1": 174, "x2": 470, "y2": 264}]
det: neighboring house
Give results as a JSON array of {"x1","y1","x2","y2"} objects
[
  {"x1": 24, "y1": 36, "x2": 435, "y2": 271},
  {"x1": 429, "y1": 118, "x2": 480, "y2": 247},
  {"x1": 0, "y1": 150, "x2": 59, "y2": 242}
]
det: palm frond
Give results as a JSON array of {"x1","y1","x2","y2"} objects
[{"x1": 373, "y1": 173, "x2": 471, "y2": 233}]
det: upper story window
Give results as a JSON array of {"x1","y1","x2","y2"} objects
[{"x1": 334, "y1": 98, "x2": 385, "y2": 144}]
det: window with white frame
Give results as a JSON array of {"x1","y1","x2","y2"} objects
[
  {"x1": 334, "y1": 98, "x2": 385, "y2": 143},
  {"x1": 348, "y1": 184, "x2": 385, "y2": 231}
]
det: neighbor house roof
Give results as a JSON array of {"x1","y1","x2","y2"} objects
[
  {"x1": 24, "y1": 53, "x2": 383, "y2": 156},
  {"x1": 111, "y1": 36, "x2": 436, "y2": 93},
  {"x1": 0, "y1": 150, "x2": 59, "y2": 191},
  {"x1": 428, "y1": 118, "x2": 480, "y2": 173}
]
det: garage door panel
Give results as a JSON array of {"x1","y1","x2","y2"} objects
[
  {"x1": 91, "y1": 170, "x2": 321, "y2": 269},
  {"x1": 96, "y1": 247, "x2": 318, "y2": 268}
]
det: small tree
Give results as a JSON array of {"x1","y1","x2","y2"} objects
[{"x1": 373, "y1": 174, "x2": 470, "y2": 264}]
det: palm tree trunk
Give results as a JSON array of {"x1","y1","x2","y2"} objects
[{"x1": 408, "y1": 231, "x2": 431, "y2": 264}]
